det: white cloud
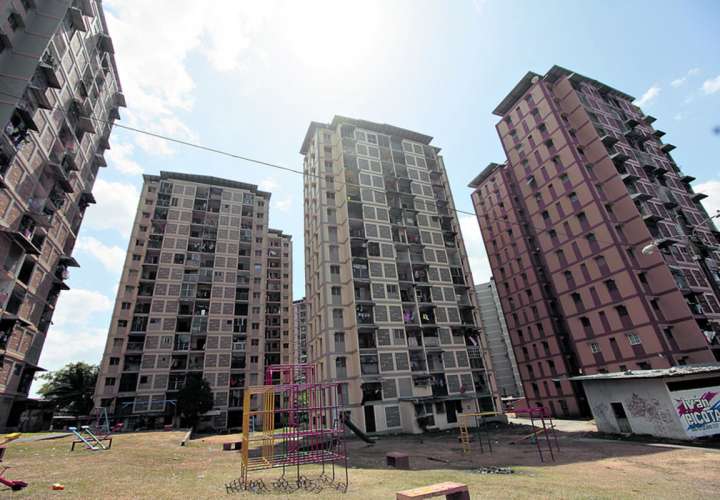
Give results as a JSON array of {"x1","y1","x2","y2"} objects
[
  {"x1": 83, "y1": 178, "x2": 139, "y2": 237},
  {"x1": 259, "y1": 177, "x2": 280, "y2": 192},
  {"x1": 106, "y1": 141, "x2": 143, "y2": 176},
  {"x1": 272, "y1": 196, "x2": 293, "y2": 212},
  {"x1": 50, "y1": 288, "x2": 114, "y2": 327},
  {"x1": 671, "y1": 77, "x2": 686, "y2": 88},
  {"x1": 472, "y1": 0, "x2": 489, "y2": 13},
  {"x1": 634, "y1": 84, "x2": 661, "y2": 107},
  {"x1": 674, "y1": 112, "x2": 685, "y2": 121},
  {"x1": 695, "y1": 180, "x2": 720, "y2": 219},
  {"x1": 105, "y1": 0, "x2": 273, "y2": 155},
  {"x1": 458, "y1": 214, "x2": 492, "y2": 285},
  {"x1": 671, "y1": 68, "x2": 701, "y2": 87},
  {"x1": 31, "y1": 289, "x2": 114, "y2": 393},
  {"x1": 75, "y1": 236, "x2": 126, "y2": 272},
  {"x1": 701, "y1": 75, "x2": 720, "y2": 95}
]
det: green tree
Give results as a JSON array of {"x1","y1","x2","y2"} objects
[
  {"x1": 176, "y1": 376, "x2": 214, "y2": 428},
  {"x1": 37, "y1": 362, "x2": 98, "y2": 415}
]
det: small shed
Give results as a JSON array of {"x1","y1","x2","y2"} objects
[{"x1": 570, "y1": 364, "x2": 720, "y2": 440}]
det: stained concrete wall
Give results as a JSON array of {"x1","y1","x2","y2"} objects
[{"x1": 582, "y1": 375, "x2": 720, "y2": 440}]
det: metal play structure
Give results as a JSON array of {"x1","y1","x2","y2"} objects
[
  {"x1": 226, "y1": 363, "x2": 348, "y2": 494},
  {"x1": 458, "y1": 411, "x2": 499, "y2": 454},
  {"x1": 511, "y1": 407, "x2": 560, "y2": 462},
  {"x1": 69, "y1": 425, "x2": 113, "y2": 451},
  {"x1": 0, "y1": 433, "x2": 27, "y2": 491}
]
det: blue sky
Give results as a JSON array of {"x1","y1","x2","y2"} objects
[{"x1": 32, "y1": 0, "x2": 720, "y2": 389}]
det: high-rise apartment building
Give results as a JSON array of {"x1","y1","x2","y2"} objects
[
  {"x1": 302, "y1": 116, "x2": 498, "y2": 434},
  {"x1": 470, "y1": 65, "x2": 720, "y2": 416},
  {"x1": 293, "y1": 298, "x2": 308, "y2": 363},
  {"x1": 94, "y1": 172, "x2": 292, "y2": 431},
  {"x1": 0, "y1": 0, "x2": 123, "y2": 430},
  {"x1": 475, "y1": 280, "x2": 523, "y2": 399}
]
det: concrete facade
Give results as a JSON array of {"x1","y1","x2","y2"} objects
[
  {"x1": 470, "y1": 66, "x2": 720, "y2": 417},
  {"x1": 293, "y1": 298, "x2": 308, "y2": 363},
  {"x1": 476, "y1": 280, "x2": 523, "y2": 398},
  {"x1": 0, "y1": 0, "x2": 123, "y2": 430},
  {"x1": 573, "y1": 366, "x2": 720, "y2": 440},
  {"x1": 94, "y1": 172, "x2": 292, "y2": 431},
  {"x1": 301, "y1": 116, "x2": 499, "y2": 434}
]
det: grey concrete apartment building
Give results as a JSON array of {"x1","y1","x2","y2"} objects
[
  {"x1": 94, "y1": 172, "x2": 292, "y2": 431},
  {"x1": 293, "y1": 297, "x2": 308, "y2": 363},
  {"x1": 475, "y1": 280, "x2": 523, "y2": 399},
  {"x1": 0, "y1": 0, "x2": 123, "y2": 430},
  {"x1": 301, "y1": 116, "x2": 499, "y2": 434}
]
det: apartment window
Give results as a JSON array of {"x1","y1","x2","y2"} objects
[
  {"x1": 541, "y1": 210, "x2": 550, "y2": 221},
  {"x1": 105, "y1": 377, "x2": 116, "y2": 386},
  {"x1": 568, "y1": 192, "x2": 578, "y2": 203},
  {"x1": 121, "y1": 302, "x2": 131, "y2": 310},
  {"x1": 616, "y1": 305, "x2": 629, "y2": 317},
  {"x1": 117, "y1": 320, "x2": 128, "y2": 327},
  {"x1": 571, "y1": 293, "x2": 583, "y2": 307},
  {"x1": 590, "y1": 343, "x2": 600, "y2": 354},
  {"x1": 627, "y1": 333, "x2": 642, "y2": 345},
  {"x1": 132, "y1": 254, "x2": 141, "y2": 261},
  {"x1": 109, "y1": 357, "x2": 120, "y2": 366},
  {"x1": 605, "y1": 280, "x2": 618, "y2": 293}
]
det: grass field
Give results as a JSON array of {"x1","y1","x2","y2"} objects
[{"x1": 2, "y1": 429, "x2": 720, "y2": 499}]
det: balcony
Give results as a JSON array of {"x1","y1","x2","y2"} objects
[
  {"x1": 97, "y1": 33, "x2": 115, "y2": 54},
  {"x1": 610, "y1": 151, "x2": 629, "y2": 164},
  {"x1": 679, "y1": 173, "x2": 696, "y2": 183},
  {"x1": 5, "y1": 106, "x2": 38, "y2": 148},
  {"x1": 624, "y1": 118, "x2": 639, "y2": 128},
  {"x1": 600, "y1": 134, "x2": 619, "y2": 147},
  {"x1": 38, "y1": 51, "x2": 61, "y2": 89},
  {"x1": 79, "y1": 191, "x2": 96, "y2": 210},
  {"x1": 68, "y1": 7, "x2": 87, "y2": 31},
  {"x1": 126, "y1": 342, "x2": 145, "y2": 352},
  {"x1": 691, "y1": 192, "x2": 708, "y2": 202},
  {"x1": 661, "y1": 144, "x2": 676, "y2": 153},
  {"x1": 46, "y1": 157, "x2": 74, "y2": 193},
  {"x1": 629, "y1": 191, "x2": 652, "y2": 202}
]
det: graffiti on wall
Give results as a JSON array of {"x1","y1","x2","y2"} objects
[{"x1": 625, "y1": 393, "x2": 674, "y2": 435}]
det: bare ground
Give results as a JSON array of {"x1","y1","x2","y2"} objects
[{"x1": 2, "y1": 425, "x2": 719, "y2": 499}]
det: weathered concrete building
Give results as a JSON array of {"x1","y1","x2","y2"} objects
[
  {"x1": 94, "y1": 172, "x2": 292, "y2": 431},
  {"x1": 470, "y1": 66, "x2": 720, "y2": 417},
  {"x1": 571, "y1": 365, "x2": 720, "y2": 440},
  {"x1": 0, "y1": 0, "x2": 123, "y2": 430},
  {"x1": 301, "y1": 116, "x2": 498, "y2": 433},
  {"x1": 476, "y1": 280, "x2": 523, "y2": 399},
  {"x1": 293, "y1": 298, "x2": 308, "y2": 363}
]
